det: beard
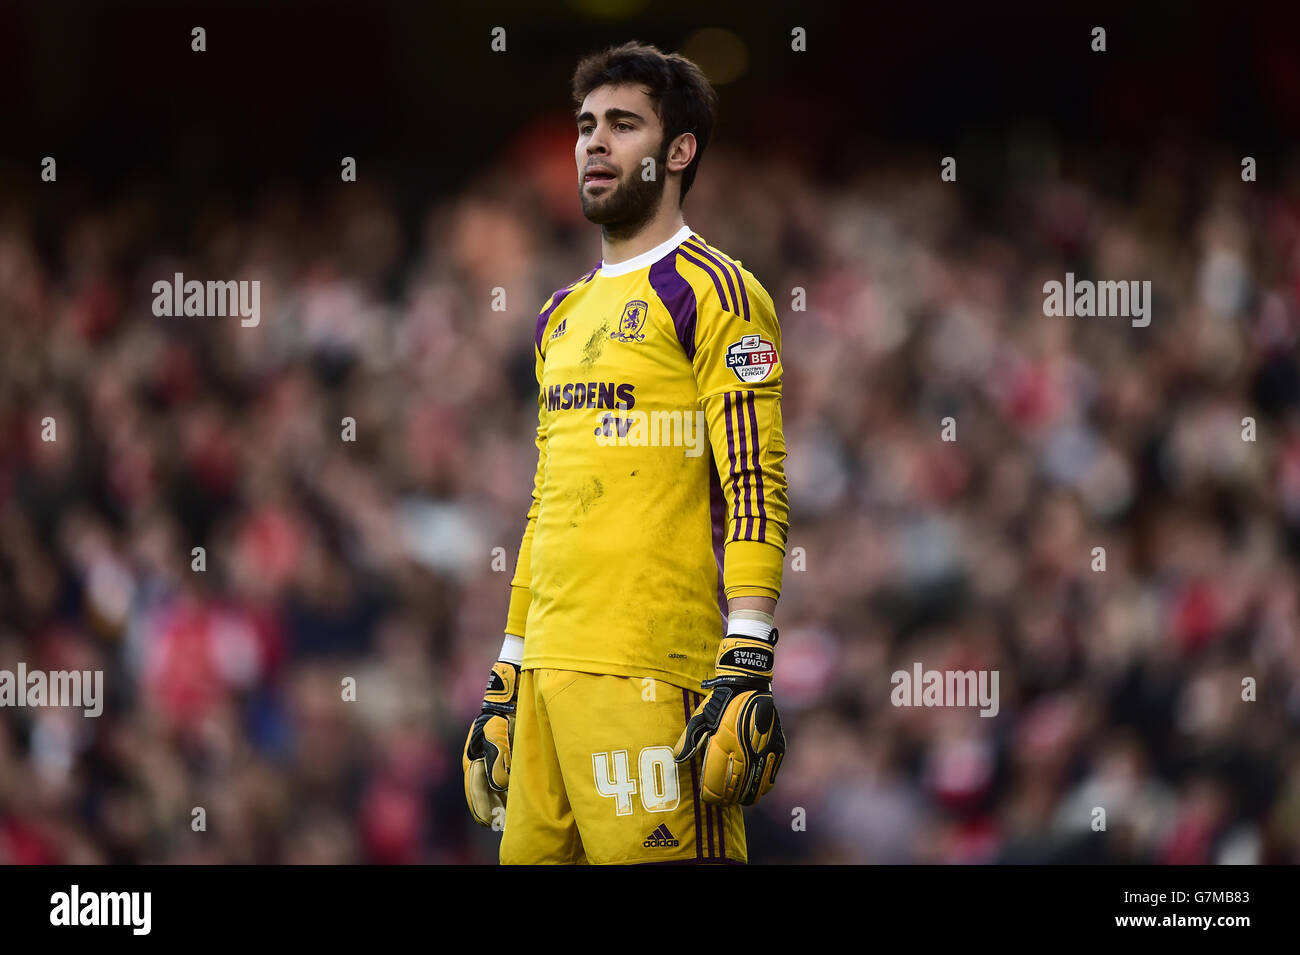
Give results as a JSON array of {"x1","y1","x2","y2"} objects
[{"x1": 579, "y1": 141, "x2": 670, "y2": 241}]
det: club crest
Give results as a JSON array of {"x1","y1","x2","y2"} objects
[{"x1": 610, "y1": 300, "x2": 649, "y2": 342}]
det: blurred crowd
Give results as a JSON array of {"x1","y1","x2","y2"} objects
[{"x1": 2, "y1": 137, "x2": 1299, "y2": 864}]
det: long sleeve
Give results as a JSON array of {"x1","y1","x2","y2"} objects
[
  {"x1": 686, "y1": 250, "x2": 789, "y2": 600},
  {"x1": 504, "y1": 343, "x2": 547, "y2": 637}
]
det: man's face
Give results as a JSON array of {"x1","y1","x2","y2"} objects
[{"x1": 575, "y1": 84, "x2": 670, "y2": 235}]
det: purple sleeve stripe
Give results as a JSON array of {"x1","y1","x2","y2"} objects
[
  {"x1": 689, "y1": 237, "x2": 750, "y2": 322},
  {"x1": 535, "y1": 266, "x2": 598, "y2": 351},
  {"x1": 746, "y1": 390, "x2": 767, "y2": 542},
  {"x1": 723, "y1": 391, "x2": 743, "y2": 541},
  {"x1": 684, "y1": 239, "x2": 742, "y2": 320},
  {"x1": 676, "y1": 245, "x2": 733, "y2": 316},
  {"x1": 648, "y1": 251, "x2": 699, "y2": 360},
  {"x1": 731, "y1": 391, "x2": 754, "y2": 541},
  {"x1": 736, "y1": 393, "x2": 754, "y2": 539}
]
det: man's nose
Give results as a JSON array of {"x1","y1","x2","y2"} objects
[{"x1": 586, "y1": 125, "x2": 609, "y2": 154}]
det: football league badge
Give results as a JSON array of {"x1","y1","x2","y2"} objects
[{"x1": 726, "y1": 334, "x2": 778, "y2": 382}]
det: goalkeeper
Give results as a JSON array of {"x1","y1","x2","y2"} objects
[{"x1": 463, "y1": 41, "x2": 789, "y2": 865}]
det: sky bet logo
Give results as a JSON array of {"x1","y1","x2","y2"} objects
[{"x1": 726, "y1": 335, "x2": 778, "y2": 383}]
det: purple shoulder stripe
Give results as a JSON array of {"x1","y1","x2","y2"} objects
[
  {"x1": 686, "y1": 237, "x2": 750, "y2": 322},
  {"x1": 677, "y1": 245, "x2": 733, "y2": 316},
  {"x1": 535, "y1": 265, "x2": 598, "y2": 351},
  {"x1": 649, "y1": 251, "x2": 699, "y2": 360}
]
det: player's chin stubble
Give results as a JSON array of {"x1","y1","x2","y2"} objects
[{"x1": 579, "y1": 149, "x2": 669, "y2": 241}]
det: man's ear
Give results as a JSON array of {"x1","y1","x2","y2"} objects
[{"x1": 666, "y1": 132, "x2": 697, "y2": 175}]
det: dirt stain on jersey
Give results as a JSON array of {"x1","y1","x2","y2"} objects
[
  {"x1": 577, "y1": 476, "x2": 604, "y2": 513},
  {"x1": 580, "y1": 323, "x2": 609, "y2": 367}
]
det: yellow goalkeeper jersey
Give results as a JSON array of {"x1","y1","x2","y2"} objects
[{"x1": 504, "y1": 224, "x2": 789, "y2": 690}]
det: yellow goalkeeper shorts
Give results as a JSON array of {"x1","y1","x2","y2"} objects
[{"x1": 499, "y1": 667, "x2": 746, "y2": 865}]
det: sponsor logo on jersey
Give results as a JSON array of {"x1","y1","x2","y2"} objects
[
  {"x1": 610, "y1": 300, "x2": 649, "y2": 343},
  {"x1": 546, "y1": 381, "x2": 636, "y2": 412},
  {"x1": 550, "y1": 318, "x2": 567, "y2": 340},
  {"x1": 643, "y1": 824, "x2": 680, "y2": 849},
  {"x1": 725, "y1": 334, "x2": 778, "y2": 382}
]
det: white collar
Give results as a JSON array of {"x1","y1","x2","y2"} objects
[{"x1": 599, "y1": 224, "x2": 695, "y2": 277}]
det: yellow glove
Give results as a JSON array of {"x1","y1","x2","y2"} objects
[
  {"x1": 462, "y1": 660, "x2": 520, "y2": 827},
  {"x1": 673, "y1": 628, "x2": 785, "y2": 806}
]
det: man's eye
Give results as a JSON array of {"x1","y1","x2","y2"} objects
[
  {"x1": 579, "y1": 126, "x2": 593, "y2": 135},
  {"x1": 615, "y1": 123, "x2": 631, "y2": 131}
]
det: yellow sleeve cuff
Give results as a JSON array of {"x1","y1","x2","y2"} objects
[
  {"x1": 722, "y1": 539, "x2": 785, "y2": 600},
  {"x1": 504, "y1": 584, "x2": 531, "y2": 640}
]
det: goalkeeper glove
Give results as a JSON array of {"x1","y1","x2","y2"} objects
[
  {"x1": 674, "y1": 626, "x2": 786, "y2": 807},
  {"x1": 462, "y1": 659, "x2": 520, "y2": 827}
]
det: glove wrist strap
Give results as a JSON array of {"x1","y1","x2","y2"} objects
[
  {"x1": 483, "y1": 660, "x2": 521, "y2": 708},
  {"x1": 713, "y1": 630, "x2": 777, "y2": 683}
]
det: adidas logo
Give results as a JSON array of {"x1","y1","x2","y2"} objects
[
  {"x1": 550, "y1": 318, "x2": 567, "y2": 340},
  {"x1": 643, "y1": 824, "x2": 680, "y2": 849}
]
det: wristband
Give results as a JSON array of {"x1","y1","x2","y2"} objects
[
  {"x1": 727, "y1": 608, "x2": 774, "y2": 642},
  {"x1": 499, "y1": 633, "x2": 525, "y2": 665}
]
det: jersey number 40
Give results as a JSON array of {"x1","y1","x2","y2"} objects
[{"x1": 591, "y1": 747, "x2": 681, "y2": 815}]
